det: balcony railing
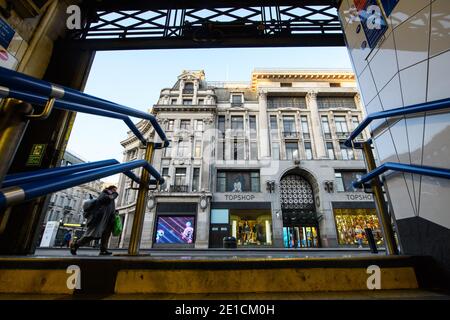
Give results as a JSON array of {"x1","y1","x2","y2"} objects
[
  {"x1": 169, "y1": 185, "x2": 189, "y2": 193},
  {"x1": 283, "y1": 131, "x2": 300, "y2": 139}
]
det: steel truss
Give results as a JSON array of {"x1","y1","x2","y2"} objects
[{"x1": 69, "y1": 1, "x2": 344, "y2": 50}]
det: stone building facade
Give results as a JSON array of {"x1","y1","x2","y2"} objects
[
  {"x1": 115, "y1": 69, "x2": 380, "y2": 249},
  {"x1": 45, "y1": 151, "x2": 103, "y2": 225}
]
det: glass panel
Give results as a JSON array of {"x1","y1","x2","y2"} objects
[
  {"x1": 334, "y1": 208, "x2": 384, "y2": 246},
  {"x1": 232, "y1": 94, "x2": 242, "y2": 104},
  {"x1": 272, "y1": 142, "x2": 280, "y2": 160},
  {"x1": 335, "y1": 116, "x2": 348, "y2": 136},
  {"x1": 327, "y1": 142, "x2": 335, "y2": 159},
  {"x1": 231, "y1": 213, "x2": 272, "y2": 246},
  {"x1": 301, "y1": 116, "x2": 310, "y2": 139},
  {"x1": 195, "y1": 120, "x2": 203, "y2": 131},
  {"x1": 177, "y1": 140, "x2": 190, "y2": 157},
  {"x1": 321, "y1": 116, "x2": 331, "y2": 139},
  {"x1": 317, "y1": 97, "x2": 356, "y2": 109},
  {"x1": 249, "y1": 115, "x2": 257, "y2": 139},
  {"x1": 304, "y1": 142, "x2": 313, "y2": 160},
  {"x1": 283, "y1": 116, "x2": 296, "y2": 135},
  {"x1": 251, "y1": 172, "x2": 260, "y2": 192},
  {"x1": 192, "y1": 168, "x2": 200, "y2": 192},
  {"x1": 217, "y1": 171, "x2": 259, "y2": 192},
  {"x1": 250, "y1": 142, "x2": 258, "y2": 160},
  {"x1": 270, "y1": 115, "x2": 278, "y2": 139},
  {"x1": 217, "y1": 140, "x2": 225, "y2": 160},
  {"x1": 164, "y1": 141, "x2": 172, "y2": 157},
  {"x1": 167, "y1": 120, "x2": 174, "y2": 131},
  {"x1": 335, "y1": 172, "x2": 345, "y2": 192},
  {"x1": 175, "y1": 168, "x2": 186, "y2": 186},
  {"x1": 194, "y1": 140, "x2": 202, "y2": 157},
  {"x1": 231, "y1": 116, "x2": 244, "y2": 129},
  {"x1": 285, "y1": 142, "x2": 298, "y2": 160},
  {"x1": 267, "y1": 96, "x2": 307, "y2": 109},
  {"x1": 233, "y1": 139, "x2": 245, "y2": 160},
  {"x1": 211, "y1": 209, "x2": 229, "y2": 224},
  {"x1": 180, "y1": 120, "x2": 191, "y2": 129},
  {"x1": 217, "y1": 172, "x2": 226, "y2": 192},
  {"x1": 218, "y1": 116, "x2": 225, "y2": 137}
]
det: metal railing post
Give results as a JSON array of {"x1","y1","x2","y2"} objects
[
  {"x1": 0, "y1": 99, "x2": 33, "y2": 185},
  {"x1": 128, "y1": 142, "x2": 154, "y2": 255},
  {"x1": 361, "y1": 142, "x2": 398, "y2": 255}
]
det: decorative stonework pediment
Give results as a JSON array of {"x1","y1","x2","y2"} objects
[{"x1": 178, "y1": 70, "x2": 205, "y2": 81}]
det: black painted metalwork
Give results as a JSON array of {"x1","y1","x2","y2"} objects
[{"x1": 69, "y1": 1, "x2": 344, "y2": 50}]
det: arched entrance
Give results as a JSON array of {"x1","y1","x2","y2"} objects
[{"x1": 280, "y1": 171, "x2": 320, "y2": 248}]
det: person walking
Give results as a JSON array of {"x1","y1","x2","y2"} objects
[
  {"x1": 62, "y1": 230, "x2": 72, "y2": 248},
  {"x1": 70, "y1": 185, "x2": 119, "y2": 256}
]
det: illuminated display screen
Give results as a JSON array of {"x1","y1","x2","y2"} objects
[{"x1": 154, "y1": 216, "x2": 195, "y2": 244}]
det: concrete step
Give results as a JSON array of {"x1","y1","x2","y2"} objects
[{"x1": 0, "y1": 255, "x2": 439, "y2": 296}]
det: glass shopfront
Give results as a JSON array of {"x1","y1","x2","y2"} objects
[
  {"x1": 333, "y1": 207, "x2": 383, "y2": 247},
  {"x1": 229, "y1": 210, "x2": 272, "y2": 246},
  {"x1": 283, "y1": 226, "x2": 319, "y2": 248}
]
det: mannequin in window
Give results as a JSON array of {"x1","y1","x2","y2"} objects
[{"x1": 243, "y1": 221, "x2": 250, "y2": 244}]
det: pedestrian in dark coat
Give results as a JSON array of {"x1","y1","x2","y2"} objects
[{"x1": 70, "y1": 185, "x2": 118, "y2": 256}]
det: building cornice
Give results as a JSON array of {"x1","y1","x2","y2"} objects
[{"x1": 251, "y1": 70, "x2": 356, "y2": 91}]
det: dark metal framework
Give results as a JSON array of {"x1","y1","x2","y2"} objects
[{"x1": 70, "y1": 0, "x2": 344, "y2": 50}]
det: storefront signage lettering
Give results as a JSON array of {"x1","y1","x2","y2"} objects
[
  {"x1": 346, "y1": 193, "x2": 373, "y2": 201},
  {"x1": 225, "y1": 194, "x2": 256, "y2": 201}
]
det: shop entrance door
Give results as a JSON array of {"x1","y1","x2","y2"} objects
[
  {"x1": 209, "y1": 224, "x2": 229, "y2": 248},
  {"x1": 283, "y1": 226, "x2": 320, "y2": 248}
]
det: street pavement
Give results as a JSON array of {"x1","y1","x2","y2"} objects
[{"x1": 34, "y1": 247, "x2": 384, "y2": 259}]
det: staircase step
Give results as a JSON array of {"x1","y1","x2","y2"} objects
[{"x1": 0, "y1": 255, "x2": 427, "y2": 295}]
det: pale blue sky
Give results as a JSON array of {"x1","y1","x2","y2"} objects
[{"x1": 66, "y1": 47, "x2": 352, "y2": 183}]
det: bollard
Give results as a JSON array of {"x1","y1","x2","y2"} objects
[{"x1": 364, "y1": 228, "x2": 378, "y2": 254}]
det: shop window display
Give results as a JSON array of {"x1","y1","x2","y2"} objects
[
  {"x1": 230, "y1": 213, "x2": 272, "y2": 246},
  {"x1": 333, "y1": 208, "x2": 383, "y2": 247},
  {"x1": 283, "y1": 226, "x2": 319, "y2": 248}
]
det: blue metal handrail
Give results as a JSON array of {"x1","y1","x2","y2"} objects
[
  {"x1": 0, "y1": 160, "x2": 164, "y2": 209},
  {"x1": 2, "y1": 159, "x2": 148, "y2": 188},
  {"x1": 345, "y1": 97, "x2": 450, "y2": 148},
  {"x1": 353, "y1": 162, "x2": 450, "y2": 189},
  {"x1": 0, "y1": 87, "x2": 148, "y2": 145},
  {"x1": 0, "y1": 66, "x2": 169, "y2": 147},
  {"x1": 2, "y1": 159, "x2": 118, "y2": 188}
]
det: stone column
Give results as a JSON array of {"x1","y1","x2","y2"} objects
[
  {"x1": 306, "y1": 91, "x2": 326, "y2": 159},
  {"x1": 258, "y1": 91, "x2": 270, "y2": 159},
  {"x1": 195, "y1": 202, "x2": 210, "y2": 249},
  {"x1": 193, "y1": 80, "x2": 199, "y2": 104}
]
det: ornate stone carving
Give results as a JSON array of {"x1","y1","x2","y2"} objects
[
  {"x1": 204, "y1": 116, "x2": 215, "y2": 125},
  {"x1": 306, "y1": 91, "x2": 318, "y2": 104}
]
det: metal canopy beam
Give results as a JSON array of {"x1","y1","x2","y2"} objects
[
  {"x1": 88, "y1": 1, "x2": 341, "y2": 11},
  {"x1": 69, "y1": 0, "x2": 344, "y2": 50}
]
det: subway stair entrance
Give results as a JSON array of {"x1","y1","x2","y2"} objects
[{"x1": 0, "y1": 251, "x2": 449, "y2": 299}]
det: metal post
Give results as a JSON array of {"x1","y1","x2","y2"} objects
[
  {"x1": 128, "y1": 142, "x2": 154, "y2": 255},
  {"x1": 0, "y1": 99, "x2": 33, "y2": 185},
  {"x1": 361, "y1": 142, "x2": 398, "y2": 255}
]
